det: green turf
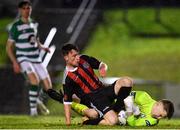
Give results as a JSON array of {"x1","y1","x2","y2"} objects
[
  {"x1": 84, "y1": 8, "x2": 180, "y2": 83},
  {"x1": 0, "y1": 115, "x2": 179, "y2": 129}
]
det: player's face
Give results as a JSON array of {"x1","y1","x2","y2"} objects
[
  {"x1": 19, "y1": 4, "x2": 32, "y2": 19},
  {"x1": 65, "y1": 49, "x2": 80, "y2": 67},
  {"x1": 152, "y1": 102, "x2": 167, "y2": 119}
]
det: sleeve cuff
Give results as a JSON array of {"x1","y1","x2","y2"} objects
[
  {"x1": 63, "y1": 100, "x2": 72, "y2": 105},
  {"x1": 7, "y1": 38, "x2": 15, "y2": 43}
]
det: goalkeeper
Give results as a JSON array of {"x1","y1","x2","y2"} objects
[
  {"x1": 71, "y1": 90, "x2": 174, "y2": 126},
  {"x1": 118, "y1": 91, "x2": 174, "y2": 126}
]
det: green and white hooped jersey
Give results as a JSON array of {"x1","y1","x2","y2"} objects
[{"x1": 8, "y1": 18, "x2": 42, "y2": 63}]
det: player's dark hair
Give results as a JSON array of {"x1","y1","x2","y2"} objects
[
  {"x1": 61, "y1": 43, "x2": 79, "y2": 56},
  {"x1": 18, "y1": 1, "x2": 31, "y2": 8},
  {"x1": 160, "y1": 99, "x2": 174, "y2": 119}
]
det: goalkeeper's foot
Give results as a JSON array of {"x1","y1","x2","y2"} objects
[{"x1": 37, "y1": 99, "x2": 50, "y2": 115}]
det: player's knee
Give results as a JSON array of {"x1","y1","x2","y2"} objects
[
  {"x1": 84, "y1": 109, "x2": 98, "y2": 119},
  {"x1": 117, "y1": 77, "x2": 133, "y2": 87},
  {"x1": 104, "y1": 111, "x2": 118, "y2": 125},
  {"x1": 28, "y1": 73, "x2": 40, "y2": 85},
  {"x1": 30, "y1": 82, "x2": 39, "y2": 86},
  {"x1": 29, "y1": 79, "x2": 39, "y2": 85},
  {"x1": 107, "y1": 115, "x2": 118, "y2": 125}
]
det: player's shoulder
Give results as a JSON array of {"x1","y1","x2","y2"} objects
[
  {"x1": 62, "y1": 68, "x2": 68, "y2": 85},
  {"x1": 80, "y1": 54, "x2": 93, "y2": 62},
  {"x1": 13, "y1": 18, "x2": 23, "y2": 25},
  {"x1": 131, "y1": 91, "x2": 150, "y2": 97},
  {"x1": 9, "y1": 18, "x2": 20, "y2": 28},
  {"x1": 62, "y1": 66, "x2": 77, "y2": 84},
  {"x1": 80, "y1": 54, "x2": 89, "y2": 59},
  {"x1": 133, "y1": 90, "x2": 148, "y2": 94},
  {"x1": 29, "y1": 18, "x2": 38, "y2": 24},
  {"x1": 8, "y1": 19, "x2": 21, "y2": 31}
]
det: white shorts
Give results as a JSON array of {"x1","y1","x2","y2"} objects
[{"x1": 20, "y1": 61, "x2": 49, "y2": 80}]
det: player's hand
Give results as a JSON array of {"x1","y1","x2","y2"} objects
[
  {"x1": 42, "y1": 47, "x2": 50, "y2": 53},
  {"x1": 39, "y1": 44, "x2": 51, "y2": 53},
  {"x1": 124, "y1": 96, "x2": 134, "y2": 116},
  {"x1": 133, "y1": 105, "x2": 140, "y2": 116},
  {"x1": 40, "y1": 46, "x2": 50, "y2": 53},
  {"x1": 13, "y1": 62, "x2": 21, "y2": 74},
  {"x1": 99, "y1": 63, "x2": 107, "y2": 77},
  {"x1": 99, "y1": 68, "x2": 107, "y2": 77}
]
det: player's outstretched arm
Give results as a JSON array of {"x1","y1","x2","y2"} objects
[
  {"x1": 64, "y1": 104, "x2": 72, "y2": 125},
  {"x1": 127, "y1": 115, "x2": 158, "y2": 126},
  {"x1": 37, "y1": 38, "x2": 50, "y2": 53}
]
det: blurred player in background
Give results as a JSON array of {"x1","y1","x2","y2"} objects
[
  {"x1": 6, "y1": 0, "x2": 63, "y2": 116},
  {"x1": 72, "y1": 90, "x2": 174, "y2": 126}
]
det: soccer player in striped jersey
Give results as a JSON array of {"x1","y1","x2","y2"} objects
[
  {"x1": 6, "y1": 1, "x2": 63, "y2": 116},
  {"x1": 61, "y1": 43, "x2": 133, "y2": 125}
]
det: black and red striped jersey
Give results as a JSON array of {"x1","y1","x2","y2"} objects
[{"x1": 62, "y1": 55, "x2": 103, "y2": 104}]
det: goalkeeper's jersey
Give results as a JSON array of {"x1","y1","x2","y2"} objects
[
  {"x1": 127, "y1": 91, "x2": 159, "y2": 126},
  {"x1": 8, "y1": 18, "x2": 41, "y2": 63}
]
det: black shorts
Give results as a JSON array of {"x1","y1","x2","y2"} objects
[{"x1": 88, "y1": 81, "x2": 117, "y2": 117}]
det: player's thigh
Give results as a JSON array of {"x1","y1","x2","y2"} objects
[
  {"x1": 102, "y1": 110, "x2": 118, "y2": 125},
  {"x1": 33, "y1": 63, "x2": 52, "y2": 89},
  {"x1": 84, "y1": 108, "x2": 98, "y2": 119},
  {"x1": 33, "y1": 63, "x2": 50, "y2": 80},
  {"x1": 20, "y1": 61, "x2": 39, "y2": 84},
  {"x1": 114, "y1": 77, "x2": 133, "y2": 95}
]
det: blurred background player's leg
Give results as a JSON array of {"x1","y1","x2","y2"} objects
[
  {"x1": 29, "y1": 84, "x2": 38, "y2": 116},
  {"x1": 37, "y1": 88, "x2": 50, "y2": 115}
]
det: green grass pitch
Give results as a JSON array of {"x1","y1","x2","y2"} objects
[{"x1": 0, "y1": 115, "x2": 180, "y2": 129}]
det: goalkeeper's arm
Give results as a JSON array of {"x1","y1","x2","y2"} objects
[
  {"x1": 124, "y1": 96, "x2": 140, "y2": 116},
  {"x1": 127, "y1": 114, "x2": 158, "y2": 126}
]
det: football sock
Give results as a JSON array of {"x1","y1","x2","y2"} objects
[
  {"x1": 71, "y1": 102, "x2": 88, "y2": 115},
  {"x1": 113, "y1": 86, "x2": 132, "y2": 113},
  {"x1": 29, "y1": 84, "x2": 38, "y2": 115},
  {"x1": 46, "y1": 89, "x2": 63, "y2": 103}
]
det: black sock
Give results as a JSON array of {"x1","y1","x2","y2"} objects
[
  {"x1": 113, "y1": 87, "x2": 132, "y2": 113},
  {"x1": 83, "y1": 117, "x2": 103, "y2": 125},
  {"x1": 46, "y1": 89, "x2": 63, "y2": 103}
]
